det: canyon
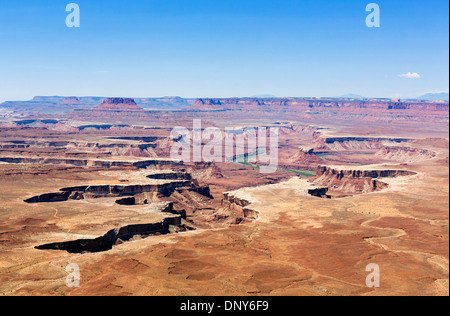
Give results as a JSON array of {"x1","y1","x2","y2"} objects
[{"x1": 0, "y1": 96, "x2": 448, "y2": 296}]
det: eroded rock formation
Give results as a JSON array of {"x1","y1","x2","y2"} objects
[
  {"x1": 35, "y1": 210, "x2": 190, "y2": 253},
  {"x1": 92, "y1": 98, "x2": 144, "y2": 112},
  {"x1": 218, "y1": 193, "x2": 259, "y2": 224},
  {"x1": 375, "y1": 146, "x2": 437, "y2": 163},
  {"x1": 187, "y1": 98, "x2": 449, "y2": 114},
  {"x1": 313, "y1": 165, "x2": 417, "y2": 197},
  {"x1": 24, "y1": 179, "x2": 210, "y2": 203}
]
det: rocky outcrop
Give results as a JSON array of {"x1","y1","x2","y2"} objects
[
  {"x1": 319, "y1": 137, "x2": 412, "y2": 152},
  {"x1": 24, "y1": 169, "x2": 214, "y2": 205},
  {"x1": 323, "y1": 137, "x2": 411, "y2": 144},
  {"x1": 188, "y1": 98, "x2": 302, "y2": 111},
  {"x1": 288, "y1": 147, "x2": 324, "y2": 165},
  {"x1": 0, "y1": 157, "x2": 134, "y2": 168},
  {"x1": 0, "y1": 139, "x2": 159, "y2": 158},
  {"x1": 375, "y1": 146, "x2": 436, "y2": 163},
  {"x1": 187, "y1": 98, "x2": 449, "y2": 114},
  {"x1": 24, "y1": 192, "x2": 72, "y2": 203},
  {"x1": 35, "y1": 214, "x2": 190, "y2": 253},
  {"x1": 313, "y1": 165, "x2": 417, "y2": 196},
  {"x1": 187, "y1": 162, "x2": 224, "y2": 180},
  {"x1": 60, "y1": 97, "x2": 82, "y2": 105},
  {"x1": 0, "y1": 157, "x2": 180, "y2": 169},
  {"x1": 92, "y1": 98, "x2": 144, "y2": 112},
  {"x1": 25, "y1": 180, "x2": 202, "y2": 203},
  {"x1": 70, "y1": 98, "x2": 150, "y2": 120},
  {"x1": 316, "y1": 165, "x2": 417, "y2": 179},
  {"x1": 220, "y1": 193, "x2": 259, "y2": 222}
]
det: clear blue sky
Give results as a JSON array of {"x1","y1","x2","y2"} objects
[{"x1": 0, "y1": 0, "x2": 448, "y2": 101}]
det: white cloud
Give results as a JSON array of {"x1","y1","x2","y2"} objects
[{"x1": 398, "y1": 72, "x2": 421, "y2": 79}]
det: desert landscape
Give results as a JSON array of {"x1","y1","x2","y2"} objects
[
  {"x1": 0, "y1": 0, "x2": 448, "y2": 299},
  {"x1": 0, "y1": 96, "x2": 448, "y2": 296}
]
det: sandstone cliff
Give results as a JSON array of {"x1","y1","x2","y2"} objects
[
  {"x1": 313, "y1": 165, "x2": 417, "y2": 197},
  {"x1": 187, "y1": 97, "x2": 449, "y2": 114},
  {"x1": 92, "y1": 98, "x2": 144, "y2": 112}
]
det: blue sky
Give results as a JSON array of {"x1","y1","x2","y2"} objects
[{"x1": 0, "y1": 0, "x2": 448, "y2": 101}]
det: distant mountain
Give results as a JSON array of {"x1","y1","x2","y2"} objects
[
  {"x1": 251, "y1": 94, "x2": 277, "y2": 98},
  {"x1": 0, "y1": 96, "x2": 192, "y2": 114},
  {"x1": 417, "y1": 93, "x2": 449, "y2": 101},
  {"x1": 333, "y1": 94, "x2": 365, "y2": 99},
  {"x1": 0, "y1": 96, "x2": 104, "y2": 114}
]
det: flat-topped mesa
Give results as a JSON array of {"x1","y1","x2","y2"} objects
[
  {"x1": 374, "y1": 146, "x2": 437, "y2": 163},
  {"x1": 35, "y1": 208, "x2": 189, "y2": 253},
  {"x1": 323, "y1": 137, "x2": 412, "y2": 144},
  {"x1": 313, "y1": 165, "x2": 418, "y2": 197},
  {"x1": 60, "y1": 96, "x2": 82, "y2": 105},
  {"x1": 92, "y1": 98, "x2": 144, "y2": 112},
  {"x1": 189, "y1": 98, "x2": 292, "y2": 110},
  {"x1": 187, "y1": 97, "x2": 449, "y2": 115},
  {"x1": 24, "y1": 178, "x2": 212, "y2": 204},
  {"x1": 0, "y1": 157, "x2": 178, "y2": 169},
  {"x1": 316, "y1": 165, "x2": 417, "y2": 179}
]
